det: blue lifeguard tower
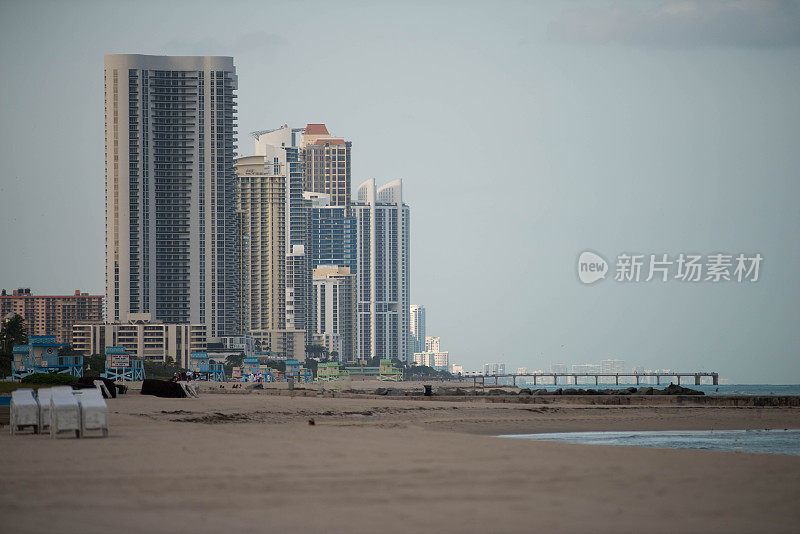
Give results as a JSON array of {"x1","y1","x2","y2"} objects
[
  {"x1": 242, "y1": 357, "x2": 262, "y2": 378},
  {"x1": 285, "y1": 359, "x2": 301, "y2": 379},
  {"x1": 102, "y1": 346, "x2": 145, "y2": 381},
  {"x1": 189, "y1": 353, "x2": 226, "y2": 381},
  {"x1": 298, "y1": 367, "x2": 313, "y2": 382},
  {"x1": 11, "y1": 335, "x2": 79, "y2": 380}
]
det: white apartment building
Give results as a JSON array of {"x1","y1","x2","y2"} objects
[
  {"x1": 412, "y1": 351, "x2": 449, "y2": 371},
  {"x1": 353, "y1": 179, "x2": 410, "y2": 362},
  {"x1": 72, "y1": 314, "x2": 206, "y2": 368},
  {"x1": 599, "y1": 359, "x2": 626, "y2": 383},
  {"x1": 425, "y1": 336, "x2": 440, "y2": 353},
  {"x1": 235, "y1": 126, "x2": 311, "y2": 361},
  {"x1": 483, "y1": 362, "x2": 506, "y2": 375},
  {"x1": 104, "y1": 54, "x2": 240, "y2": 337},
  {"x1": 550, "y1": 363, "x2": 568, "y2": 373},
  {"x1": 214, "y1": 336, "x2": 256, "y2": 358},
  {"x1": 312, "y1": 266, "x2": 357, "y2": 362},
  {"x1": 572, "y1": 363, "x2": 602, "y2": 374},
  {"x1": 409, "y1": 305, "x2": 426, "y2": 355}
]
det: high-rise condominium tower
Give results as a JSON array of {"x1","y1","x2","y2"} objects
[
  {"x1": 104, "y1": 55, "x2": 240, "y2": 337},
  {"x1": 409, "y1": 304, "x2": 426, "y2": 355},
  {"x1": 236, "y1": 126, "x2": 310, "y2": 360},
  {"x1": 300, "y1": 123, "x2": 352, "y2": 207},
  {"x1": 352, "y1": 179, "x2": 410, "y2": 362}
]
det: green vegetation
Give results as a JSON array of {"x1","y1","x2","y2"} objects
[
  {"x1": 0, "y1": 314, "x2": 28, "y2": 377},
  {"x1": 409, "y1": 365, "x2": 453, "y2": 380},
  {"x1": 20, "y1": 373, "x2": 76, "y2": 385},
  {"x1": 84, "y1": 354, "x2": 106, "y2": 375},
  {"x1": 1, "y1": 314, "x2": 27, "y2": 353},
  {"x1": 267, "y1": 360, "x2": 286, "y2": 373},
  {"x1": 305, "y1": 344, "x2": 330, "y2": 361},
  {"x1": 143, "y1": 359, "x2": 182, "y2": 380},
  {"x1": 223, "y1": 353, "x2": 245, "y2": 376}
]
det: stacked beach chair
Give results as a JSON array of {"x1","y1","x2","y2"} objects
[{"x1": 9, "y1": 383, "x2": 110, "y2": 438}]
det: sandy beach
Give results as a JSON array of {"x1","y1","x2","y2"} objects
[{"x1": 2, "y1": 384, "x2": 800, "y2": 533}]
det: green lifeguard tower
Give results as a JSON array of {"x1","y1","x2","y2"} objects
[
  {"x1": 316, "y1": 362, "x2": 347, "y2": 381},
  {"x1": 378, "y1": 359, "x2": 402, "y2": 381}
]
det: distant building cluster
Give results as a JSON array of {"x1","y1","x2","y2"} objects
[
  {"x1": 101, "y1": 54, "x2": 411, "y2": 364},
  {"x1": 409, "y1": 304, "x2": 462, "y2": 373}
]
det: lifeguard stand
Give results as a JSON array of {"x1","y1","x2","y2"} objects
[
  {"x1": 285, "y1": 359, "x2": 301, "y2": 380},
  {"x1": 259, "y1": 365, "x2": 277, "y2": 382},
  {"x1": 102, "y1": 346, "x2": 145, "y2": 381},
  {"x1": 11, "y1": 335, "x2": 77, "y2": 380},
  {"x1": 242, "y1": 357, "x2": 262, "y2": 378},
  {"x1": 298, "y1": 366, "x2": 313, "y2": 382},
  {"x1": 189, "y1": 353, "x2": 226, "y2": 381},
  {"x1": 378, "y1": 359, "x2": 402, "y2": 381}
]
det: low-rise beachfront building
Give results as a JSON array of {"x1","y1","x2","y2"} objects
[{"x1": 72, "y1": 313, "x2": 206, "y2": 368}]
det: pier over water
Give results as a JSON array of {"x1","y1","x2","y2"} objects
[{"x1": 472, "y1": 372, "x2": 719, "y2": 387}]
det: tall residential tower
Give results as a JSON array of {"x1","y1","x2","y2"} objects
[
  {"x1": 236, "y1": 125, "x2": 311, "y2": 360},
  {"x1": 353, "y1": 179, "x2": 410, "y2": 362},
  {"x1": 409, "y1": 304, "x2": 426, "y2": 355},
  {"x1": 104, "y1": 54, "x2": 240, "y2": 337}
]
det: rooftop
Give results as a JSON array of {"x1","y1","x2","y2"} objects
[{"x1": 305, "y1": 123, "x2": 330, "y2": 136}]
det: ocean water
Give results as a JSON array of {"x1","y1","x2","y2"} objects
[
  {"x1": 501, "y1": 429, "x2": 800, "y2": 456},
  {"x1": 494, "y1": 381, "x2": 800, "y2": 396}
]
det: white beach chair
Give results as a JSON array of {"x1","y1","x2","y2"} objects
[
  {"x1": 75, "y1": 389, "x2": 109, "y2": 438},
  {"x1": 93, "y1": 380, "x2": 112, "y2": 399},
  {"x1": 178, "y1": 381, "x2": 199, "y2": 398},
  {"x1": 37, "y1": 386, "x2": 74, "y2": 431},
  {"x1": 50, "y1": 388, "x2": 81, "y2": 439},
  {"x1": 10, "y1": 389, "x2": 39, "y2": 435}
]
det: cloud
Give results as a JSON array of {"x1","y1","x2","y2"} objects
[
  {"x1": 549, "y1": 0, "x2": 800, "y2": 48},
  {"x1": 163, "y1": 31, "x2": 285, "y2": 56}
]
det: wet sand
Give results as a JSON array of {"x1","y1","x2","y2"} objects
[{"x1": 2, "y1": 388, "x2": 800, "y2": 533}]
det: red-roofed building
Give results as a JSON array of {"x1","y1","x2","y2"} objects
[
  {"x1": 304, "y1": 123, "x2": 330, "y2": 136},
  {"x1": 300, "y1": 124, "x2": 352, "y2": 207}
]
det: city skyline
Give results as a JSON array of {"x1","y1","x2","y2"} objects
[{"x1": 1, "y1": 1, "x2": 799, "y2": 382}]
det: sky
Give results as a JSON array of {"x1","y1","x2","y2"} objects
[{"x1": 1, "y1": 0, "x2": 799, "y2": 382}]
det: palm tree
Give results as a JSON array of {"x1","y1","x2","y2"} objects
[{"x1": 1, "y1": 314, "x2": 28, "y2": 354}]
